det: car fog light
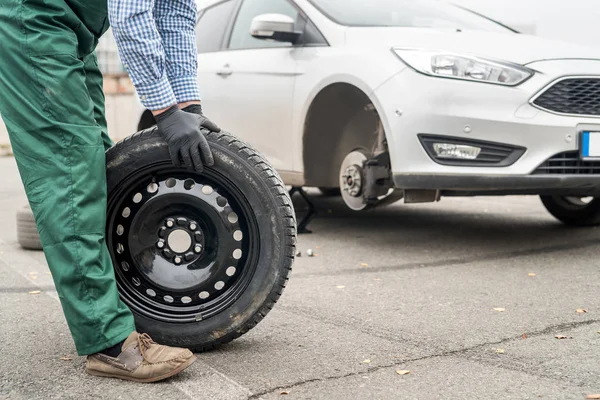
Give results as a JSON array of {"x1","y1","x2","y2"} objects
[{"x1": 433, "y1": 143, "x2": 481, "y2": 160}]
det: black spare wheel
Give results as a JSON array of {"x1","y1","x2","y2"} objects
[{"x1": 106, "y1": 127, "x2": 296, "y2": 351}]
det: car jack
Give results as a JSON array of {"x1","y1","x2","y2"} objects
[{"x1": 289, "y1": 186, "x2": 315, "y2": 234}]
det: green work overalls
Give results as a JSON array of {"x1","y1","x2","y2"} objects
[{"x1": 0, "y1": 0, "x2": 136, "y2": 355}]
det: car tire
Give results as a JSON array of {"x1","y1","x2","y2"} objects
[
  {"x1": 540, "y1": 195, "x2": 600, "y2": 226},
  {"x1": 106, "y1": 127, "x2": 296, "y2": 352},
  {"x1": 16, "y1": 205, "x2": 43, "y2": 251},
  {"x1": 318, "y1": 187, "x2": 341, "y2": 197}
]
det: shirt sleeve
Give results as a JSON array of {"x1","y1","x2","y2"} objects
[
  {"x1": 154, "y1": 0, "x2": 202, "y2": 103},
  {"x1": 108, "y1": 0, "x2": 177, "y2": 110}
]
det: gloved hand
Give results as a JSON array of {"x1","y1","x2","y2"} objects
[
  {"x1": 182, "y1": 104, "x2": 221, "y2": 133},
  {"x1": 155, "y1": 105, "x2": 214, "y2": 172}
]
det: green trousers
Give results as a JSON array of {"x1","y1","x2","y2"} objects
[{"x1": 0, "y1": 0, "x2": 136, "y2": 355}]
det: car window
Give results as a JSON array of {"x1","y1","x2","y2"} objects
[
  {"x1": 196, "y1": 0, "x2": 236, "y2": 53},
  {"x1": 308, "y1": 0, "x2": 514, "y2": 33},
  {"x1": 228, "y1": 0, "x2": 300, "y2": 50}
]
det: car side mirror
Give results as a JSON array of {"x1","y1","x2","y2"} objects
[{"x1": 250, "y1": 13, "x2": 301, "y2": 44}]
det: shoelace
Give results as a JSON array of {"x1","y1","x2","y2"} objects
[{"x1": 137, "y1": 333, "x2": 156, "y2": 360}]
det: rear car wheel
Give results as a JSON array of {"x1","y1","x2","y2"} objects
[
  {"x1": 540, "y1": 195, "x2": 600, "y2": 226},
  {"x1": 106, "y1": 127, "x2": 296, "y2": 351}
]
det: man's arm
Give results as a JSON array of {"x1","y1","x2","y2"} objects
[
  {"x1": 108, "y1": 0, "x2": 214, "y2": 170},
  {"x1": 108, "y1": 0, "x2": 177, "y2": 113},
  {"x1": 154, "y1": 0, "x2": 201, "y2": 106}
]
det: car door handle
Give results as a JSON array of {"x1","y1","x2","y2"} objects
[{"x1": 216, "y1": 64, "x2": 233, "y2": 77}]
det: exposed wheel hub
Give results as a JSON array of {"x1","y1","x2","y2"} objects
[
  {"x1": 339, "y1": 150, "x2": 369, "y2": 211},
  {"x1": 342, "y1": 165, "x2": 363, "y2": 197}
]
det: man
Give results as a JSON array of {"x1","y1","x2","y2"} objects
[{"x1": 0, "y1": 0, "x2": 218, "y2": 382}]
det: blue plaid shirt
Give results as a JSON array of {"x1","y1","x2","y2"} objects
[{"x1": 108, "y1": 0, "x2": 201, "y2": 110}]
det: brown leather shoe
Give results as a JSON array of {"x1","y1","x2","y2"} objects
[{"x1": 86, "y1": 332, "x2": 196, "y2": 383}]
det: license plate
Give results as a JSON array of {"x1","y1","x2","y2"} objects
[{"x1": 581, "y1": 131, "x2": 600, "y2": 159}]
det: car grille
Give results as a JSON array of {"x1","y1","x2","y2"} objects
[
  {"x1": 532, "y1": 77, "x2": 600, "y2": 117},
  {"x1": 534, "y1": 151, "x2": 600, "y2": 175}
]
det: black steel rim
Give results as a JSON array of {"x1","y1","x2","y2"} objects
[{"x1": 107, "y1": 163, "x2": 259, "y2": 323}]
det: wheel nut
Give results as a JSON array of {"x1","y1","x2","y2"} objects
[
  {"x1": 194, "y1": 245, "x2": 202, "y2": 253},
  {"x1": 189, "y1": 223, "x2": 197, "y2": 230},
  {"x1": 157, "y1": 240, "x2": 165, "y2": 249},
  {"x1": 174, "y1": 256, "x2": 182, "y2": 264}
]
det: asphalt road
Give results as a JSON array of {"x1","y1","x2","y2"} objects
[{"x1": 1, "y1": 155, "x2": 600, "y2": 400}]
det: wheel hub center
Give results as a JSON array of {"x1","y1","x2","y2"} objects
[
  {"x1": 342, "y1": 165, "x2": 363, "y2": 197},
  {"x1": 156, "y1": 217, "x2": 205, "y2": 264},
  {"x1": 167, "y1": 229, "x2": 192, "y2": 253}
]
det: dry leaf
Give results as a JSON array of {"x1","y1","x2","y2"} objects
[
  {"x1": 493, "y1": 308, "x2": 505, "y2": 312},
  {"x1": 374, "y1": 278, "x2": 381, "y2": 281},
  {"x1": 28, "y1": 290, "x2": 41, "y2": 295},
  {"x1": 59, "y1": 356, "x2": 73, "y2": 361},
  {"x1": 555, "y1": 335, "x2": 570, "y2": 340},
  {"x1": 316, "y1": 246, "x2": 321, "y2": 249},
  {"x1": 576, "y1": 309, "x2": 588, "y2": 314},
  {"x1": 396, "y1": 370, "x2": 411, "y2": 375},
  {"x1": 495, "y1": 348, "x2": 505, "y2": 354},
  {"x1": 295, "y1": 251, "x2": 302, "y2": 257},
  {"x1": 362, "y1": 359, "x2": 371, "y2": 364},
  {"x1": 585, "y1": 395, "x2": 600, "y2": 399},
  {"x1": 528, "y1": 273, "x2": 536, "y2": 277},
  {"x1": 280, "y1": 391, "x2": 290, "y2": 395},
  {"x1": 522, "y1": 333, "x2": 528, "y2": 339},
  {"x1": 361, "y1": 263, "x2": 369, "y2": 267},
  {"x1": 336, "y1": 285, "x2": 345, "y2": 289}
]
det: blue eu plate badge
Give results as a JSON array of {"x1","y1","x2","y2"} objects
[{"x1": 581, "y1": 131, "x2": 600, "y2": 159}]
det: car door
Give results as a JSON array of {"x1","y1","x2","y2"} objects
[{"x1": 197, "y1": 0, "x2": 301, "y2": 172}]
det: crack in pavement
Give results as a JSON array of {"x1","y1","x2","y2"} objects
[
  {"x1": 292, "y1": 238, "x2": 600, "y2": 278},
  {"x1": 248, "y1": 318, "x2": 600, "y2": 398}
]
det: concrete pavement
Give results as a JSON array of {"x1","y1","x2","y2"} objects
[{"x1": 1, "y1": 156, "x2": 600, "y2": 400}]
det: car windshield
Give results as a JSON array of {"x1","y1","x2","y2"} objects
[{"x1": 308, "y1": 0, "x2": 515, "y2": 33}]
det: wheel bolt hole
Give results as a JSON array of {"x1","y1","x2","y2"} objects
[
  {"x1": 146, "y1": 289, "x2": 156, "y2": 297},
  {"x1": 165, "y1": 178, "x2": 176, "y2": 188},
  {"x1": 147, "y1": 183, "x2": 158, "y2": 193},
  {"x1": 226, "y1": 266, "x2": 236, "y2": 276},
  {"x1": 214, "y1": 281, "x2": 225, "y2": 290},
  {"x1": 132, "y1": 193, "x2": 142, "y2": 203},
  {"x1": 116, "y1": 243, "x2": 124, "y2": 254},
  {"x1": 233, "y1": 230, "x2": 243, "y2": 241},
  {"x1": 228, "y1": 212, "x2": 238, "y2": 224},
  {"x1": 122, "y1": 207, "x2": 131, "y2": 218},
  {"x1": 202, "y1": 185, "x2": 213, "y2": 195},
  {"x1": 121, "y1": 261, "x2": 130, "y2": 272},
  {"x1": 184, "y1": 179, "x2": 195, "y2": 190},
  {"x1": 164, "y1": 295, "x2": 174, "y2": 303},
  {"x1": 132, "y1": 277, "x2": 140, "y2": 286},
  {"x1": 233, "y1": 249, "x2": 242, "y2": 259},
  {"x1": 116, "y1": 225, "x2": 124, "y2": 236},
  {"x1": 199, "y1": 291, "x2": 210, "y2": 300},
  {"x1": 181, "y1": 296, "x2": 192, "y2": 304}
]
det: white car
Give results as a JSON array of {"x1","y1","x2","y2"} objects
[{"x1": 136, "y1": 0, "x2": 600, "y2": 225}]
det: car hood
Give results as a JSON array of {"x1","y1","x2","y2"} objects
[{"x1": 344, "y1": 28, "x2": 600, "y2": 65}]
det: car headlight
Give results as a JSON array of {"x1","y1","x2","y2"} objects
[{"x1": 393, "y1": 48, "x2": 534, "y2": 86}]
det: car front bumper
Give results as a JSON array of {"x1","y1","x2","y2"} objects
[{"x1": 372, "y1": 59, "x2": 600, "y2": 194}]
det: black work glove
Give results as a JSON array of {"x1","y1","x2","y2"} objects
[
  {"x1": 182, "y1": 104, "x2": 221, "y2": 133},
  {"x1": 155, "y1": 105, "x2": 214, "y2": 172}
]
